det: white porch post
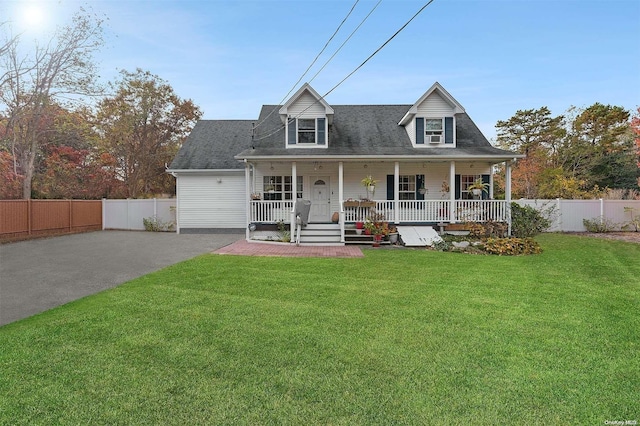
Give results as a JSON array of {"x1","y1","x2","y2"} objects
[
  {"x1": 505, "y1": 161, "x2": 512, "y2": 235},
  {"x1": 339, "y1": 161, "x2": 344, "y2": 242},
  {"x1": 245, "y1": 162, "x2": 251, "y2": 240},
  {"x1": 394, "y1": 162, "x2": 400, "y2": 224},
  {"x1": 290, "y1": 161, "x2": 297, "y2": 239},
  {"x1": 449, "y1": 161, "x2": 456, "y2": 223}
]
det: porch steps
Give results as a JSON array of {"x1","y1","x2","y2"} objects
[
  {"x1": 344, "y1": 224, "x2": 391, "y2": 246},
  {"x1": 298, "y1": 223, "x2": 343, "y2": 246}
]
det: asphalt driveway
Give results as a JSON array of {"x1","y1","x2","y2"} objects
[{"x1": 0, "y1": 230, "x2": 243, "y2": 327}]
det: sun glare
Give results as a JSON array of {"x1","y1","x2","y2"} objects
[{"x1": 23, "y1": 5, "x2": 45, "y2": 27}]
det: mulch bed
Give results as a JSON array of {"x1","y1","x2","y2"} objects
[{"x1": 571, "y1": 232, "x2": 640, "y2": 244}]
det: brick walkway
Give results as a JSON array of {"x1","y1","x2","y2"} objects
[{"x1": 213, "y1": 240, "x2": 364, "y2": 258}]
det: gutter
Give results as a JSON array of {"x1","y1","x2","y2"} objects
[{"x1": 234, "y1": 154, "x2": 526, "y2": 162}]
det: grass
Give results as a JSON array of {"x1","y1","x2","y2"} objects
[{"x1": 1, "y1": 233, "x2": 638, "y2": 425}]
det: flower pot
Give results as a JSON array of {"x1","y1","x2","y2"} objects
[
  {"x1": 472, "y1": 188, "x2": 482, "y2": 196},
  {"x1": 372, "y1": 234, "x2": 382, "y2": 247},
  {"x1": 355, "y1": 229, "x2": 362, "y2": 235},
  {"x1": 389, "y1": 233, "x2": 398, "y2": 244}
]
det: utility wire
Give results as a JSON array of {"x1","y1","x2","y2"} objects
[
  {"x1": 309, "y1": 0, "x2": 382, "y2": 85},
  {"x1": 253, "y1": 0, "x2": 436, "y2": 143},
  {"x1": 252, "y1": 0, "x2": 361, "y2": 132}
]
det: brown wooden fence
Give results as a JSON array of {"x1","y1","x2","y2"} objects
[{"x1": 0, "y1": 200, "x2": 102, "y2": 241}]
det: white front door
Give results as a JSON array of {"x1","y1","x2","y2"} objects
[{"x1": 310, "y1": 176, "x2": 330, "y2": 222}]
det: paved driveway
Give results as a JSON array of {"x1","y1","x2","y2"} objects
[{"x1": 0, "y1": 231, "x2": 243, "y2": 327}]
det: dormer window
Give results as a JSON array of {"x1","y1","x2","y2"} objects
[
  {"x1": 287, "y1": 117, "x2": 327, "y2": 147},
  {"x1": 415, "y1": 117, "x2": 454, "y2": 146},
  {"x1": 425, "y1": 119, "x2": 443, "y2": 143}
]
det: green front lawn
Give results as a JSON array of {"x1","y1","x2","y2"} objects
[{"x1": 1, "y1": 234, "x2": 638, "y2": 424}]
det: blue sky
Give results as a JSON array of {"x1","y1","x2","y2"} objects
[{"x1": 4, "y1": 0, "x2": 640, "y2": 140}]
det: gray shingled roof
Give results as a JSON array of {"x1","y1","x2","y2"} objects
[
  {"x1": 170, "y1": 105, "x2": 519, "y2": 170},
  {"x1": 169, "y1": 120, "x2": 253, "y2": 170}
]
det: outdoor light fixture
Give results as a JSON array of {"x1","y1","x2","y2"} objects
[{"x1": 248, "y1": 223, "x2": 257, "y2": 231}]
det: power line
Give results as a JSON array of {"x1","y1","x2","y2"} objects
[
  {"x1": 308, "y1": 0, "x2": 382, "y2": 85},
  {"x1": 252, "y1": 0, "x2": 361, "y2": 133},
  {"x1": 253, "y1": 0, "x2": 436, "y2": 143}
]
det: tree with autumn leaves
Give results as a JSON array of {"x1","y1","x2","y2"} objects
[
  {"x1": 496, "y1": 105, "x2": 639, "y2": 199},
  {"x1": 1, "y1": 11, "x2": 201, "y2": 200}
]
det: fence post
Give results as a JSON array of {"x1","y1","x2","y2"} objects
[
  {"x1": 28, "y1": 199, "x2": 32, "y2": 236},
  {"x1": 126, "y1": 198, "x2": 130, "y2": 230},
  {"x1": 556, "y1": 198, "x2": 562, "y2": 231},
  {"x1": 102, "y1": 198, "x2": 106, "y2": 230},
  {"x1": 69, "y1": 200, "x2": 73, "y2": 232},
  {"x1": 600, "y1": 198, "x2": 604, "y2": 225},
  {"x1": 154, "y1": 198, "x2": 157, "y2": 217}
]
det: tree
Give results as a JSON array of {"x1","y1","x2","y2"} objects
[
  {"x1": 560, "y1": 103, "x2": 634, "y2": 190},
  {"x1": 496, "y1": 107, "x2": 565, "y2": 161},
  {"x1": 0, "y1": 9, "x2": 104, "y2": 199},
  {"x1": 631, "y1": 107, "x2": 640, "y2": 186},
  {"x1": 95, "y1": 69, "x2": 202, "y2": 198}
]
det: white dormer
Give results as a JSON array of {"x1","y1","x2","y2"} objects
[
  {"x1": 398, "y1": 82, "x2": 465, "y2": 148},
  {"x1": 279, "y1": 83, "x2": 334, "y2": 148}
]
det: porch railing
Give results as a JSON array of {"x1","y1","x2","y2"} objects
[
  {"x1": 343, "y1": 200, "x2": 508, "y2": 223},
  {"x1": 250, "y1": 199, "x2": 509, "y2": 224},
  {"x1": 250, "y1": 200, "x2": 294, "y2": 223}
]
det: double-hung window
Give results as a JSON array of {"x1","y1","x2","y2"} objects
[
  {"x1": 415, "y1": 117, "x2": 454, "y2": 145},
  {"x1": 287, "y1": 117, "x2": 326, "y2": 146},
  {"x1": 398, "y1": 175, "x2": 416, "y2": 200},
  {"x1": 425, "y1": 119, "x2": 443, "y2": 143},
  {"x1": 297, "y1": 119, "x2": 316, "y2": 144},
  {"x1": 263, "y1": 176, "x2": 303, "y2": 200}
]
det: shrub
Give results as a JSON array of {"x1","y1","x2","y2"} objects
[
  {"x1": 582, "y1": 217, "x2": 616, "y2": 233},
  {"x1": 483, "y1": 237, "x2": 542, "y2": 256},
  {"x1": 432, "y1": 240, "x2": 453, "y2": 252},
  {"x1": 465, "y1": 221, "x2": 508, "y2": 239},
  {"x1": 276, "y1": 220, "x2": 291, "y2": 243},
  {"x1": 143, "y1": 215, "x2": 174, "y2": 232},
  {"x1": 511, "y1": 203, "x2": 553, "y2": 238}
]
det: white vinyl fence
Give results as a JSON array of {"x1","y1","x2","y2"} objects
[
  {"x1": 100, "y1": 198, "x2": 640, "y2": 233},
  {"x1": 102, "y1": 199, "x2": 176, "y2": 231},
  {"x1": 514, "y1": 199, "x2": 640, "y2": 232}
]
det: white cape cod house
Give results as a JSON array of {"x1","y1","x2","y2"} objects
[{"x1": 168, "y1": 82, "x2": 524, "y2": 244}]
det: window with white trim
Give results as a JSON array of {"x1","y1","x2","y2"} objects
[
  {"x1": 263, "y1": 176, "x2": 303, "y2": 200},
  {"x1": 425, "y1": 118, "x2": 443, "y2": 143},
  {"x1": 287, "y1": 117, "x2": 326, "y2": 146},
  {"x1": 297, "y1": 119, "x2": 315, "y2": 144},
  {"x1": 399, "y1": 175, "x2": 416, "y2": 200},
  {"x1": 460, "y1": 175, "x2": 481, "y2": 200}
]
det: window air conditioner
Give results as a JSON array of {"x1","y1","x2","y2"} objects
[{"x1": 427, "y1": 134, "x2": 442, "y2": 144}]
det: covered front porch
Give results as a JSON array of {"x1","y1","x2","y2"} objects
[{"x1": 244, "y1": 159, "x2": 515, "y2": 243}]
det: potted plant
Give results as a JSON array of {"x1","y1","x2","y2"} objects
[
  {"x1": 388, "y1": 226, "x2": 398, "y2": 244},
  {"x1": 361, "y1": 175, "x2": 377, "y2": 198},
  {"x1": 355, "y1": 221, "x2": 364, "y2": 235},
  {"x1": 468, "y1": 178, "x2": 489, "y2": 198},
  {"x1": 441, "y1": 180, "x2": 450, "y2": 199}
]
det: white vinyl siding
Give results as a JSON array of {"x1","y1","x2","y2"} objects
[
  {"x1": 177, "y1": 174, "x2": 245, "y2": 229},
  {"x1": 287, "y1": 92, "x2": 326, "y2": 117}
]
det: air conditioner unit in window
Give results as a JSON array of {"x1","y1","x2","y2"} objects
[{"x1": 427, "y1": 134, "x2": 442, "y2": 144}]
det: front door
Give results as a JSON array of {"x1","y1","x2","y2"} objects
[{"x1": 310, "y1": 176, "x2": 330, "y2": 222}]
